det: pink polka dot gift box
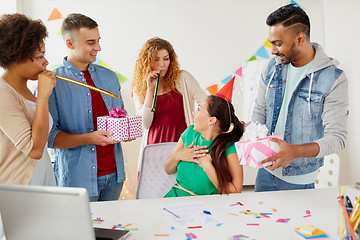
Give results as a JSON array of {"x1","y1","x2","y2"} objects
[{"x1": 97, "y1": 107, "x2": 142, "y2": 141}]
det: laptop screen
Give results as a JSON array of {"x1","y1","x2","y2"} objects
[{"x1": 0, "y1": 184, "x2": 95, "y2": 240}]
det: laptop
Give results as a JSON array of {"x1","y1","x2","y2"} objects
[{"x1": 0, "y1": 184, "x2": 129, "y2": 240}]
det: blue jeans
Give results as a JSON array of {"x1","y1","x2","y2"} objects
[
  {"x1": 89, "y1": 172, "x2": 123, "y2": 202},
  {"x1": 254, "y1": 168, "x2": 315, "y2": 192}
]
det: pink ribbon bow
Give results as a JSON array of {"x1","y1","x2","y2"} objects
[{"x1": 109, "y1": 107, "x2": 126, "y2": 118}]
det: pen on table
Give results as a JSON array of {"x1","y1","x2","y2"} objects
[
  {"x1": 151, "y1": 71, "x2": 161, "y2": 112},
  {"x1": 338, "y1": 194, "x2": 357, "y2": 239},
  {"x1": 163, "y1": 207, "x2": 180, "y2": 218}
]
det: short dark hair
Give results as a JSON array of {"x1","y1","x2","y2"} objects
[
  {"x1": 0, "y1": 13, "x2": 47, "y2": 69},
  {"x1": 266, "y1": 4, "x2": 310, "y2": 38},
  {"x1": 61, "y1": 13, "x2": 98, "y2": 39}
]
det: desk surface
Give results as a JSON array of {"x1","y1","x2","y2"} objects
[{"x1": 90, "y1": 187, "x2": 360, "y2": 240}]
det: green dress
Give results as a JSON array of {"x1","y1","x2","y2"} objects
[{"x1": 164, "y1": 125, "x2": 236, "y2": 197}]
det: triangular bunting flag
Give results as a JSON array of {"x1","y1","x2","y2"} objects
[
  {"x1": 215, "y1": 76, "x2": 235, "y2": 103},
  {"x1": 255, "y1": 46, "x2": 269, "y2": 59},
  {"x1": 290, "y1": 0, "x2": 300, "y2": 7},
  {"x1": 115, "y1": 71, "x2": 126, "y2": 83},
  {"x1": 248, "y1": 55, "x2": 257, "y2": 61},
  {"x1": 47, "y1": 8, "x2": 62, "y2": 21},
  {"x1": 235, "y1": 67, "x2": 242, "y2": 77},
  {"x1": 57, "y1": 28, "x2": 62, "y2": 36},
  {"x1": 99, "y1": 60, "x2": 111, "y2": 69},
  {"x1": 221, "y1": 75, "x2": 233, "y2": 85},
  {"x1": 264, "y1": 39, "x2": 272, "y2": 48},
  {"x1": 206, "y1": 84, "x2": 218, "y2": 95}
]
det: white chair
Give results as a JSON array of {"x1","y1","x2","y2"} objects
[
  {"x1": 136, "y1": 142, "x2": 177, "y2": 199},
  {"x1": 315, "y1": 153, "x2": 340, "y2": 188}
]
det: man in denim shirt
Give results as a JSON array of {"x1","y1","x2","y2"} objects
[
  {"x1": 48, "y1": 13, "x2": 127, "y2": 201},
  {"x1": 252, "y1": 4, "x2": 348, "y2": 191}
]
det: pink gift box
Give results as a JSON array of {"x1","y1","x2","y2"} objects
[
  {"x1": 97, "y1": 115, "x2": 142, "y2": 141},
  {"x1": 235, "y1": 136, "x2": 283, "y2": 169}
]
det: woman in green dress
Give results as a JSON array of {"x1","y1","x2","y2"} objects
[{"x1": 164, "y1": 95, "x2": 244, "y2": 197}]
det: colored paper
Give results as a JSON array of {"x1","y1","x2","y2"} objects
[
  {"x1": 161, "y1": 201, "x2": 223, "y2": 229},
  {"x1": 221, "y1": 75, "x2": 233, "y2": 85},
  {"x1": 294, "y1": 227, "x2": 327, "y2": 239},
  {"x1": 115, "y1": 71, "x2": 126, "y2": 83},
  {"x1": 47, "y1": 8, "x2": 62, "y2": 21},
  {"x1": 264, "y1": 39, "x2": 272, "y2": 48},
  {"x1": 206, "y1": 84, "x2": 218, "y2": 95},
  {"x1": 233, "y1": 234, "x2": 248, "y2": 240},
  {"x1": 57, "y1": 28, "x2": 62, "y2": 36},
  {"x1": 291, "y1": 0, "x2": 300, "y2": 8},
  {"x1": 248, "y1": 55, "x2": 256, "y2": 61},
  {"x1": 215, "y1": 76, "x2": 235, "y2": 102},
  {"x1": 255, "y1": 46, "x2": 269, "y2": 59},
  {"x1": 234, "y1": 67, "x2": 242, "y2": 77}
]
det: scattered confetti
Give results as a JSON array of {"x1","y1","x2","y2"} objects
[{"x1": 246, "y1": 223, "x2": 260, "y2": 226}]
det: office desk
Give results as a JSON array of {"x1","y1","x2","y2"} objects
[{"x1": 90, "y1": 187, "x2": 360, "y2": 239}]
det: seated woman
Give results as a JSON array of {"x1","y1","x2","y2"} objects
[{"x1": 164, "y1": 95, "x2": 244, "y2": 197}]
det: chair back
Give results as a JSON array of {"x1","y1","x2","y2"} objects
[
  {"x1": 136, "y1": 142, "x2": 177, "y2": 199},
  {"x1": 315, "y1": 153, "x2": 340, "y2": 188}
]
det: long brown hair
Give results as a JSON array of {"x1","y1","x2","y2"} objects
[
  {"x1": 207, "y1": 95, "x2": 244, "y2": 194},
  {"x1": 132, "y1": 37, "x2": 180, "y2": 103}
]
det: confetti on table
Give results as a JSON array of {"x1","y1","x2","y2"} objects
[
  {"x1": 216, "y1": 223, "x2": 224, "y2": 227},
  {"x1": 258, "y1": 201, "x2": 263, "y2": 205},
  {"x1": 231, "y1": 202, "x2": 244, "y2": 206},
  {"x1": 229, "y1": 213, "x2": 239, "y2": 216},
  {"x1": 92, "y1": 217, "x2": 104, "y2": 223},
  {"x1": 185, "y1": 233, "x2": 197, "y2": 239},
  {"x1": 276, "y1": 218, "x2": 290, "y2": 223},
  {"x1": 154, "y1": 234, "x2": 170, "y2": 236},
  {"x1": 303, "y1": 214, "x2": 312, "y2": 218},
  {"x1": 203, "y1": 210, "x2": 211, "y2": 215},
  {"x1": 246, "y1": 223, "x2": 260, "y2": 226},
  {"x1": 272, "y1": 209, "x2": 277, "y2": 212},
  {"x1": 232, "y1": 234, "x2": 249, "y2": 239},
  {"x1": 306, "y1": 210, "x2": 311, "y2": 215},
  {"x1": 188, "y1": 226, "x2": 202, "y2": 229}
]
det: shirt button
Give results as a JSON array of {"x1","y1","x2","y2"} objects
[
  {"x1": 74, "y1": 73, "x2": 78, "y2": 76},
  {"x1": 89, "y1": 110, "x2": 92, "y2": 114},
  {"x1": 90, "y1": 129, "x2": 94, "y2": 132},
  {"x1": 80, "y1": 72, "x2": 83, "y2": 76},
  {"x1": 82, "y1": 78, "x2": 85, "y2": 82},
  {"x1": 87, "y1": 93, "x2": 90, "y2": 96},
  {"x1": 92, "y1": 148, "x2": 95, "y2": 151},
  {"x1": 92, "y1": 166, "x2": 95, "y2": 169}
]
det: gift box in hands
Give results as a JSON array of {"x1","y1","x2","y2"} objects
[
  {"x1": 97, "y1": 107, "x2": 142, "y2": 141},
  {"x1": 235, "y1": 122, "x2": 283, "y2": 169}
]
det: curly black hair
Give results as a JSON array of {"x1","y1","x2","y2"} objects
[
  {"x1": 0, "y1": 13, "x2": 48, "y2": 69},
  {"x1": 266, "y1": 4, "x2": 310, "y2": 38}
]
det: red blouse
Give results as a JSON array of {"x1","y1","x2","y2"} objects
[{"x1": 147, "y1": 90, "x2": 187, "y2": 144}]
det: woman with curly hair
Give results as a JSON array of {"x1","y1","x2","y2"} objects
[
  {"x1": 165, "y1": 95, "x2": 244, "y2": 197},
  {"x1": 132, "y1": 37, "x2": 207, "y2": 159},
  {"x1": 0, "y1": 13, "x2": 56, "y2": 186}
]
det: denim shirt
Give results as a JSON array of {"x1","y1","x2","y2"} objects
[
  {"x1": 48, "y1": 58, "x2": 126, "y2": 197},
  {"x1": 252, "y1": 43, "x2": 348, "y2": 176}
]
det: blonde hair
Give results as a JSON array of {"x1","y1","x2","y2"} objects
[{"x1": 132, "y1": 37, "x2": 180, "y2": 104}]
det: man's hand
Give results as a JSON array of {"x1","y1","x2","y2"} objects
[
  {"x1": 260, "y1": 138, "x2": 297, "y2": 171},
  {"x1": 89, "y1": 130, "x2": 120, "y2": 146}
]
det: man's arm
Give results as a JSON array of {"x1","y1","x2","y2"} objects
[
  {"x1": 261, "y1": 71, "x2": 348, "y2": 170},
  {"x1": 52, "y1": 130, "x2": 119, "y2": 149}
]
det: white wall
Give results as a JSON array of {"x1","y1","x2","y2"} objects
[
  {"x1": 9, "y1": 0, "x2": 359, "y2": 197},
  {"x1": 323, "y1": 0, "x2": 360, "y2": 186}
]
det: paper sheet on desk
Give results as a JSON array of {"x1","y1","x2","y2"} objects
[{"x1": 161, "y1": 201, "x2": 223, "y2": 229}]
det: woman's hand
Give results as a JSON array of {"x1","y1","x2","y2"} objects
[
  {"x1": 197, "y1": 154, "x2": 213, "y2": 170},
  {"x1": 175, "y1": 142, "x2": 208, "y2": 164},
  {"x1": 146, "y1": 71, "x2": 160, "y2": 92},
  {"x1": 37, "y1": 70, "x2": 56, "y2": 99}
]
